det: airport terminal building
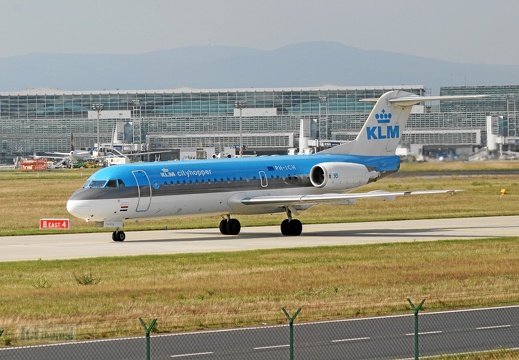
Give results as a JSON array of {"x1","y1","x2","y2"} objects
[{"x1": 1, "y1": 84, "x2": 519, "y2": 163}]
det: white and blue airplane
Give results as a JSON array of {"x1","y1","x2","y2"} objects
[{"x1": 67, "y1": 90, "x2": 484, "y2": 241}]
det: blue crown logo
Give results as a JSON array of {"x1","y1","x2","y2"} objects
[{"x1": 375, "y1": 109, "x2": 391, "y2": 124}]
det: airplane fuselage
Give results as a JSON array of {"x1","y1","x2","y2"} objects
[{"x1": 67, "y1": 154, "x2": 399, "y2": 223}]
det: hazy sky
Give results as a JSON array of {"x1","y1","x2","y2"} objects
[{"x1": 1, "y1": 0, "x2": 517, "y2": 65}]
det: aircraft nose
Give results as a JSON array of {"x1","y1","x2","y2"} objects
[{"x1": 66, "y1": 199, "x2": 91, "y2": 220}]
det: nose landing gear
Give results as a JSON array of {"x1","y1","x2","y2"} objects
[{"x1": 112, "y1": 230, "x2": 126, "y2": 242}]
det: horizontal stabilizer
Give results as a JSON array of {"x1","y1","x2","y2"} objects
[
  {"x1": 360, "y1": 94, "x2": 487, "y2": 106},
  {"x1": 389, "y1": 94, "x2": 487, "y2": 107}
]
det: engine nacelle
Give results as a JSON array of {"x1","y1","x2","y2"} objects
[{"x1": 309, "y1": 162, "x2": 378, "y2": 190}]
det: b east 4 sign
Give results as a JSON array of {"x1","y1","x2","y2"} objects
[{"x1": 39, "y1": 219, "x2": 70, "y2": 230}]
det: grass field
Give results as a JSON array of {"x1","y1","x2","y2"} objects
[
  {"x1": 1, "y1": 161, "x2": 519, "y2": 235},
  {"x1": 0, "y1": 161, "x2": 519, "y2": 351},
  {"x1": 0, "y1": 238, "x2": 518, "y2": 345}
]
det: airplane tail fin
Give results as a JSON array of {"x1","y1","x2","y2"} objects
[
  {"x1": 70, "y1": 132, "x2": 75, "y2": 152},
  {"x1": 319, "y1": 90, "x2": 486, "y2": 157}
]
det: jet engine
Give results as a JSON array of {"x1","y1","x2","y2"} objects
[{"x1": 309, "y1": 162, "x2": 378, "y2": 190}]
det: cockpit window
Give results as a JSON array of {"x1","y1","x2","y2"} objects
[
  {"x1": 106, "y1": 179, "x2": 126, "y2": 188},
  {"x1": 87, "y1": 180, "x2": 108, "y2": 188}
]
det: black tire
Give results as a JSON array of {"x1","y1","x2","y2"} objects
[
  {"x1": 219, "y1": 219, "x2": 229, "y2": 235},
  {"x1": 113, "y1": 231, "x2": 126, "y2": 242},
  {"x1": 281, "y1": 219, "x2": 302, "y2": 236},
  {"x1": 281, "y1": 219, "x2": 290, "y2": 236},
  {"x1": 289, "y1": 219, "x2": 302, "y2": 236},
  {"x1": 226, "y1": 218, "x2": 241, "y2": 235}
]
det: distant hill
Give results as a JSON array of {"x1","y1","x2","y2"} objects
[{"x1": 1, "y1": 41, "x2": 518, "y2": 94}]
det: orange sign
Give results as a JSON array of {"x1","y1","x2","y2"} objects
[
  {"x1": 39, "y1": 219, "x2": 70, "y2": 230},
  {"x1": 20, "y1": 158, "x2": 48, "y2": 171}
]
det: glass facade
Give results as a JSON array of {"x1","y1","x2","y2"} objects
[
  {"x1": 0, "y1": 86, "x2": 423, "y2": 161},
  {"x1": 0, "y1": 84, "x2": 517, "y2": 162},
  {"x1": 440, "y1": 85, "x2": 519, "y2": 139},
  {"x1": 440, "y1": 85, "x2": 519, "y2": 113}
]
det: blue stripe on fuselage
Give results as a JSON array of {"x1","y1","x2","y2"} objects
[{"x1": 84, "y1": 154, "x2": 400, "y2": 188}]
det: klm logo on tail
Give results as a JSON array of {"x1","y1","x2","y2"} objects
[{"x1": 366, "y1": 109, "x2": 400, "y2": 140}]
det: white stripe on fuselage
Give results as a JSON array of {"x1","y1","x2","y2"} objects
[{"x1": 67, "y1": 187, "x2": 326, "y2": 222}]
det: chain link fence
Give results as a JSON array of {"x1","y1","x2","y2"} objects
[{"x1": 1, "y1": 303, "x2": 518, "y2": 359}]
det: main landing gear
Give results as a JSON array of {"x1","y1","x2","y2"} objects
[
  {"x1": 280, "y1": 207, "x2": 302, "y2": 236},
  {"x1": 219, "y1": 216, "x2": 241, "y2": 235},
  {"x1": 112, "y1": 230, "x2": 126, "y2": 242},
  {"x1": 219, "y1": 209, "x2": 303, "y2": 237}
]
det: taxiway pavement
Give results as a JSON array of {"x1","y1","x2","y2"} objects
[{"x1": 0, "y1": 215, "x2": 517, "y2": 262}]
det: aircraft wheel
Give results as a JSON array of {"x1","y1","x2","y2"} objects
[
  {"x1": 226, "y1": 218, "x2": 241, "y2": 235},
  {"x1": 281, "y1": 219, "x2": 290, "y2": 235},
  {"x1": 112, "y1": 230, "x2": 126, "y2": 242},
  {"x1": 281, "y1": 219, "x2": 302, "y2": 236},
  {"x1": 219, "y1": 219, "x2": 229, "y2": 235},
  {"x1": 289, "y1": 219, "x2": 302, "y2": 236}
]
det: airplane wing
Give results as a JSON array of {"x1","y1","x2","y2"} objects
[
  {"x1": 44, "y1": 155, "x2": 68, "y2": 159},
  {"x1": 109, "y1": 149, "x2": 169, "y2": 158},
  {"x1": 241, "y1": 189, "x2": 460, "y2": 206},
  {"x1": 45, "y1": 152, "x2": 69, "y2": 157},
  {"x1": 123, "y1": 150, "x2": 169, "y2": 157}
]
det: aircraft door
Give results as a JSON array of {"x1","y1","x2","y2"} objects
[
  {"x1": 132, "y1": 170, "x2": 152, "y2": 212},
  {"x1": 259, "y1": 171, "x2": 268, "y2": 187}
]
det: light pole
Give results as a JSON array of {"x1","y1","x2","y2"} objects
[
  {"x1": 234, "y1": 100, "x2": 246, "y2": 157},
  {"x1": 318, "y1": 96, "x2": 327, "y2": 141},
  {"x1": 91, "y1": 103, "x2": 104, "y2": 155},
  {"x1": 132, "y1": 99, "x2": 142, "y2": 151}
]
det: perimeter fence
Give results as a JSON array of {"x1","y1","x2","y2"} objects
[{"x1": 1, "y1": 301, "x2": 518, "y2": 359}]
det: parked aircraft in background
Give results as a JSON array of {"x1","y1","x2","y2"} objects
[
  {"x1": 46, "y1": 133, "x2": 93, "y2": 166},
  {"x1": 67, "y1": 91, "x2": 485, "y2": 241},
  {"x1": 46, "y1": 132, "x2": 168, "y2": 167}
]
